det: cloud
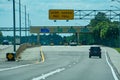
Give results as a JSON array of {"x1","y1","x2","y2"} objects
[
  {"x1": 0, "y1": 0, "x2": 7, "y2": 4},
  {"x1": 0, "y1": 1, "x2": 13, "y2": 13},
  {"x1": 0, "y1": 0, "x2": 113, "y2": 27}
]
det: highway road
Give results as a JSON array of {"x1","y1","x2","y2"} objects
[{"x1": 0, "y1": 46, "x2": 119, "y2": 80}]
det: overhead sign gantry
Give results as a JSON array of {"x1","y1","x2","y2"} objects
[
  {"x1": 30, "y1": 26, "x2": 92, "y2": 33},
  {"x1": 30, "y1": 26, "x2": 92, "y2": 44},
  {"x1": 49, "y1": 9, "x2": 120, "y2": 21},
  {"x1": 30, "y1": 9, "x2": 120, "y2": 44}
]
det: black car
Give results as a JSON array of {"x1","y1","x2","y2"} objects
[
  {"x1": 69, "y1": 42, "x2": 77, "y2": 46},
  {"x1": 2, "y1": 40, "x2": 9, "y2": 45},
  {"x1": 89, "y1": 46, "x2": 101, "y2": 58}
]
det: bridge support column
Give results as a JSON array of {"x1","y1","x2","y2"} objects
[
  {"x1": 37, "y1": 33, "x2": 40, "y2": 45},
  {"x1": 77, "y1": 33, "x2": 80, "y2": 45}
]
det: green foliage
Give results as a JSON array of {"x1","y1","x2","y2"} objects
[
  {"x1": 0, "y1": 31, "x2": 2, "y2": 37},
  {"x1": 0, "y1": 32, "x2": 3, "y2": 44},
  {"x1": 90, "y1": 12, "x2": 110, "y2": 27},
  {"x1": 90, "y1": 12, "x2": 119, "y2": 47},
  {"x1": 115, "y1": 48, "x2": 120, "y2": 54}
]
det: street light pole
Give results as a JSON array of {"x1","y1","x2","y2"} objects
[
  {"x1": 28, "y1": 13, "x2": 30, "y2": 42},
  {"x1": 19, "y1": 0, "x2": 21, "y2": 44},
  {"x1": 13, "y1": 0, "x2": 16, "y2": 52},
  {"x1": 24, "y1": 5, "x2": 27, "y2": 43}
]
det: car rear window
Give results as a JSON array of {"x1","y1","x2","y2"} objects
[{"x1": 90, "y1": 47, "x2": 100, "y2": 50}]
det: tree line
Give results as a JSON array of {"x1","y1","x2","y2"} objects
[{"x1": 89, "y1": 12, "x2": 119, "y2": 47}]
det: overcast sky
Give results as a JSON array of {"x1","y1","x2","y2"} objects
[{"x1": 0, "y1": 0, "x2": 119, "y2": 36}]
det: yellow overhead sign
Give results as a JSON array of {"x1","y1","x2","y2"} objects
[{"x1": 49, "y1": 10, "x2": 74, "y2": 20}]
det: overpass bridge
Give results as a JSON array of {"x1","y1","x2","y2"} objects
[{"x1": 0, "y1": 27, "x2": 29, "y2": 31}]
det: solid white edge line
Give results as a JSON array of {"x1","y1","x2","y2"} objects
[
  {"x1": 0, "y1": 64, "x2": 32, "y2": 72},
  {"x1": 32, "y1": 68, "x2": 65, "y2": 80},
  {"x1": 104, "y1": 49, "x2": 119, "y2": 80}
]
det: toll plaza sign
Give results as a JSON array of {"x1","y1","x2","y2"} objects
[
  {"x1": 30, "y1": 26, "x2": 92, "y2": 33},
  {"x1": 49, "y1": 9, "x2": 74, "y2": 20}
]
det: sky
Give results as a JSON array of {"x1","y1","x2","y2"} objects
[{"x1": 0, "y1": 0, "x2": 119, "y2": 36}]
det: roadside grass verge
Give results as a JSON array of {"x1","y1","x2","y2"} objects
[{"x1": 114, "y1": 48, "x2": 120, "y2": 54}]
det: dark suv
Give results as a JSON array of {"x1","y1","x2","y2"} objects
[
  {"x1": 89, "y1": 46, "x2": 101, "y2": 58},
  {"x1": 2, "y1": 40, "x2": 9, "y2": 45}
]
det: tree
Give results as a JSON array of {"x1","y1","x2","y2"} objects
[
  {"x1": 0, "y1": 31, "x2": 2, "y2": 37},
  {"x1": 0, "y1": 31, "x2": 3, "y2": 44},
  {"x1": 89, "y1": 12, "x2": 119, "y2": 46},
  {"x1": 90, "y1": 12, "x2": 110, "y2": 27}
]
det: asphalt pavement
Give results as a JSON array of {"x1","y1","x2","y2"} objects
[
  {"x1": 0, "y1": 45, "x2": 120, "y2": 80},
  {"x1": 104, "y1": 47, "x2": 120, "y2": 79}
]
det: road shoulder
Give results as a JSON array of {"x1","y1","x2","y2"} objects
[{"x1": 105, "y1": 47, "x2": 120, "y2": 80}]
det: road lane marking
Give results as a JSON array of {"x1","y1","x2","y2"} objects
[
  {"x1": 104, "y1": 49, "x2": 119, "y2": 80},
  {"x1": 0, "y1": 47, "x2": 45, "y2": 72},
  {"x1": 40, "y1": 47, "x2": 45, "y2": 62},
  {"x1": 0, "y1": 64, "x2": 32, "y2": 72},
  {"x1": 32, "y1": 68, "x2": 65, "y2": 80}
]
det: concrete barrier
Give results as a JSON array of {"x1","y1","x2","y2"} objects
[{"x1": 16, "y1": 43, "x2": 32, "y2": 60}]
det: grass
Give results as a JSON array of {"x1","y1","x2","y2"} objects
[{"x1": 115, "y1": 48, "x2": 120, "y2": 54}]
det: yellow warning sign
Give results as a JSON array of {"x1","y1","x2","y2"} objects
[
  {"x1": 7, "y1": 53, "x2": 13, "y2": 59},
  {"x1": 49, "y1": 10, "x2": 74, "y2": 20}
]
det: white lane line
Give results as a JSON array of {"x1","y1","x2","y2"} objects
[
  {"x1": 104, "y1": 49, "x2": 119, "y2": 80},
  {"x1": 32, "y1": 68, "x2": 65, "y2": 80},
  {"x1": 0, "y1": 64, "x2": 32, "y2": 72}
]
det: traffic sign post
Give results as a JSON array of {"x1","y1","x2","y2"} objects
[{"x1": 6, "y1": 53, "x2": 15, "y2": 61}]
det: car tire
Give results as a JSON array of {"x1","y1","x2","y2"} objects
[{"x1": 99, "y1": 55, "x2": 101, "y2": 58}]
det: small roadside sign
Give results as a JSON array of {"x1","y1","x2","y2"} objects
[{"x1": 6, "y1": 53, "x2": 15, "y2": 61}]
